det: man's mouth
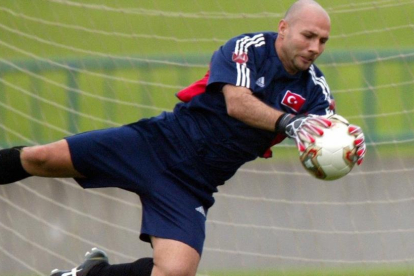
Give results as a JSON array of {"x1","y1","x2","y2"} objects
[{"x1": 300, "y1": 56, "x2": 313, "y2": 63}]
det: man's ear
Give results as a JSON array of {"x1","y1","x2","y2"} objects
[{"x1": 278, "y1": 19, "x2": 288, "y2": 38}]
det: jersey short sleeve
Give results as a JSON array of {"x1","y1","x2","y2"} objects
[{"x1": 208, "y1": 33, "x2": 266, "y2": 90}]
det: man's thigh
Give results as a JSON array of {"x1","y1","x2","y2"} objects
[{"x1": 151, "y1": 236, "x2": 200, "y2": 276}]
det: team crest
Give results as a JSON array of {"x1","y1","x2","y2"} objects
[
  {"x1": 281, "y1": 90, "x2": 306, "y2": 112},
  {"x1": 232, "y1": 52, "x2": 248, "y2": 64}
]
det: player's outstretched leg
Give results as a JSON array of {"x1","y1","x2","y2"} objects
[
  {"x1": 50, "y1": 247, "x2": 108, "y2": 276},
  {"x1": 1, "y1": 140, "x2": 84, "y2": 184}
]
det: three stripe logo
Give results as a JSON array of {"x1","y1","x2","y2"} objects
[{"x1": 232, "y1": 34, "x2": 265, "y2": 88}]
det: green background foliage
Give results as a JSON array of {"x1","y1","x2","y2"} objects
[{"x1": 0, "y1": 0, "x2": 413, "y2": 149}]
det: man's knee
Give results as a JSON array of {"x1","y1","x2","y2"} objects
[
  {"x1": 152, "y1": 262, "x2": 197, "y2": 276},
  {"x1": 21, "y1": 145, "x2": 49, "y2": 169},
  {"x1": 21, "y1": 140, "x2": 82, "y2": 178},
  {"x1": 151, "y1": 237, "x2": 200, "y2": 276}
]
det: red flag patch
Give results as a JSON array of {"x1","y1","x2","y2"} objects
[{"x1": 281, "y1": 90, "x2": 306, "y2": 112}]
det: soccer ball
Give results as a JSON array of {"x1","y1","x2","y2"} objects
[{"x1": 300, "y1": 114, "x2": 357, "y2": 181}]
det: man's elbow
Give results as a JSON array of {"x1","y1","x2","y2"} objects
[
  {"x1": 226, "y1": 101, "x2": 238, "y2": 118},
  {"x1": 223, "y1": 85, "x2": 251, "y2": 119}
]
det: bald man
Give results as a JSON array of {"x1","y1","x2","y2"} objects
[
  {"x1": 278, "y1": 0, "x2": 331, "y2": 74},
  {"x1": 0, "y1": 1, "x2": 365, "y2": 276}
]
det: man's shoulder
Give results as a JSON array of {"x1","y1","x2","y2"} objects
[
  {"x1": 308, "y1": 64, "x2": 325, "y2": 78},
  {"x1": 226, "y1": 31, "x2": 277, "y2": 48},
  {"x1": 306, "y1": 64, "x2": 329, "y2": 89},
  {"x1": 231, "y1": 31, "x2": 277, "y2": 39},
  {"x1": 226, "y1": 32, "x2": 278, "y2": 64},
  {"x1": 305, "y1": 64, "x2": 332, "y2": 101}
]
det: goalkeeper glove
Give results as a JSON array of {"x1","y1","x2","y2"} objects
[
  {"x1": 275, "y1": 113, "x2": 332, "y2": 152},
  {"x1": 348, "y1": 124, "x2": 366, "y2": 165}
]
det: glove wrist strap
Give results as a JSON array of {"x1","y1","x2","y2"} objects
[{"x1": 275, "y1": 113, "x2": 295, "y2": 133}]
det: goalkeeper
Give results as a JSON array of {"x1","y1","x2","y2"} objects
[{"x1": 0, "y1": 1, "x2": 366, "y2": 276}]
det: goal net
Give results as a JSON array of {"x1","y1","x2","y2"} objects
[{"x1": 0, "y1": 0, "x2": 413, "y2": 275}]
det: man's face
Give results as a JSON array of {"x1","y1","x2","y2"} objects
[{"x1": 278, "y1": 10, "x2": 330, "y2": 74}]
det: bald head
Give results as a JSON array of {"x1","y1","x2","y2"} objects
[
  {"x1": 276, "y1": 0, "x2": 331, "y2": 74},
  {"x1": 284, "y1": 0, "x2": 330, "y2": 27}
]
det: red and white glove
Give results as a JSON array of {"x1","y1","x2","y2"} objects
[
  {"x1": 348, "y1": 124, "x2": 366, "y2": 165},
  {"x1": 275, "y1": 113, "x2": 332, "y2": 152},
  {"x1": 328, "y1": 114, "x2": 366, "y2": 166}
]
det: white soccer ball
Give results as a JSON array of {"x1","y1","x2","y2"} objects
[{"x1": 300, "y1": 114, "x2": 357, "y2": 181}]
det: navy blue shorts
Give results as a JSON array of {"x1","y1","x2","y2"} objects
[{"x1": 65, "y1": 112, "x2": 216, "y2": 255}]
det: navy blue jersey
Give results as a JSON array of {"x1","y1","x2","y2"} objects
[{"x1": 174, "y1": 32, "x2": 334, "y2": 160}]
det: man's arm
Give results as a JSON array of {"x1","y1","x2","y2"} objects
[
  {"x1": 222, "y1": 83, "x2": 334, "y2": 152},
  {"x1": 222, "y1": 84, "x2": 284, "y2": 132}
]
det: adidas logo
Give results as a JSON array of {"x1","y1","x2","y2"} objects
[
  {"x1": 195, "y1": 206, "x2": 206, "y2": 217},
  {"x1": 256, "y1": 76, "x2": 265, "y2": 88}
]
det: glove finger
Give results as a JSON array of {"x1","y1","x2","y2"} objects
[
  {"x1": 349, "y1": 125, "x2": 362, "y2": 135},
  {"x1": 295, "y1": 136, "x2": 307, "y2": 152},
  {"x1": 309, "y1": 116, "x2": 333, "y2": 128},
  {"x1": 357, "y1": 144, "x2": 366, "y2": 158},
  {"x1": 348, "y1": 124, "x2": 366, "y2": 165},
  {"x1": 328, "y1": 114, "x2": 349, "y2": 124},
  {"x1": 357, "y1": 155, "x2": 364, "y2": 165},
  {"x1": 303, "y1": 122, "x2": 324, "y2": 136},
  {"x1": 298, "y1": 129, "x2": 316, "y2": 144},
  {"x1": 356, "y1": 144, "x2": 366, "y2": 165},
  {"x1": 354, "y1": 133, "x2": 365, "y2": 147}
]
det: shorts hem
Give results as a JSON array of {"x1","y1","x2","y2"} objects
[{"x1": 140, "y1": 232, "x2": 203, "y2": 256}]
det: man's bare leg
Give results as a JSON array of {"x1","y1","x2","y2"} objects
[
  {"x1": 20, "y1": 139, "x2": 83, "y2": 178},
  {"x1": 50, "y1": 237, "x2": 199, "y2": 276},
  {"x1": 151, "y1": 237, "x2": 200, "y2": 276}
]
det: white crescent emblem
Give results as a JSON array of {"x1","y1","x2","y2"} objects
[{"x1": 287, "y1": 95, "x2": 298, "y2": 105}]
